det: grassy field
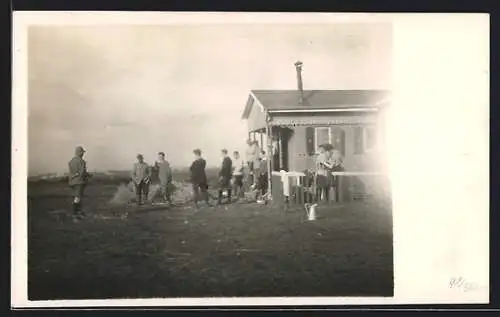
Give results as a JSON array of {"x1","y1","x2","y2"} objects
[{"x1": 27, "y1": 170, "x2": 393, "y2": 300}]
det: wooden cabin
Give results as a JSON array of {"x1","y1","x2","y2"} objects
[
  {"x1": 241, "y1": 62, "x2": 390, "y2": 203},
  {"x1": 241, "y1": 89, "x2": 390, "y2": 172},
  {"x1": 241, "y1": 89, "x2": 390, "y2": 203}
]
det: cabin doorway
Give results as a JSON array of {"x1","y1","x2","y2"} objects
[
  {"x1": 248, "y1": 127, "x2": 292, "y2": 172},
  {"x1": 272, "y1": 127, "x2": 293, "y2": 172}
]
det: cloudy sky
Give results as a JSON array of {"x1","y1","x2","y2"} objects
[{"x1": 27, "y1": 23, "x2": 391, "y2": 175}]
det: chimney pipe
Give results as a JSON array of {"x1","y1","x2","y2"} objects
[{"x1": 294, "y1": 61, "x2": 304, "y2": 105}]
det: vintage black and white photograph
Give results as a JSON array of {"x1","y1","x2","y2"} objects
[{"x1": 12, "y1": 12, "x2": 489, "y2": 307}]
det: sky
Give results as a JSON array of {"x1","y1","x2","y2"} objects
[{"x1": 27, "y1": 23, "x2": 392, "y2": 175}]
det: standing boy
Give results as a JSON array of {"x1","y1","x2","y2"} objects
[
  {"x1": 246, "y1": 140, "x2": 261, "y2": 189},
  {"x1": 245, "y1": 139, "x2": 260, "y2": 189},
  {"x1": 232, "y1": 151, "x2": 245, "y2": 198},
  {"x1": 68, "y1": 146, "x2": 89, "y2": 218},
  {"x1": 326, "y1": 148, "x2": 344, "y2": 202},
  {"x1": 190, "y1": 149, "x2": 211, "y2": 208},
  {"x1": 315, "y1": 145, "x2": 331, "y2": 202},
  {"x1": 155, "y1": 152, "x2": 173, "y2": 205},
  {"x1": 217, "y1": 149, "x2": 233, "y2": 205},
  {"x1": 257, "y1": 150, "x2": 269, "y2": 201},
  {"x1": 131, "y1": 154, "x2": 151, "y2": 205}
]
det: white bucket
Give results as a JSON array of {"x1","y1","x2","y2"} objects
[{"x1": 304, "y1": 203, "x2": 318, "y2": 221}]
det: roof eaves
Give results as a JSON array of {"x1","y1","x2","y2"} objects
[
  {"x1": 268, "y1": 107, "x2": 380, "y2": 114},
  {"x1": 240, "y1": 95, "x2": 252, "y2": 119},
  {"x1": 249, "y1": 91, "x2": 267, "y2": 112}
]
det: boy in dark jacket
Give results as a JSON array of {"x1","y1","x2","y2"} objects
[
  {"x1": 217, "y1": 149, "x2": 233, "y2": 205},
  {"x1": 190, "y1": 149, "x2": 211, "y2": 208},
  {"x1": 257, "y1": 150, "x2": 269, "y2": 200}
]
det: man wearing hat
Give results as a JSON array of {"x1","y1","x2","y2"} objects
[
  {"x1": 131, "y1": 154, "x2": 152, "y2": 205},
  {"x1": 68, "y1": 146, "x2": 90, "y2": 218}
]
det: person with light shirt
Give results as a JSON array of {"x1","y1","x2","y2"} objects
[
  {"x1": 245, "y1": 139, "x2": 256, "y2": 186},
  {"x1": 232, "y1": 151, "x2": 245, "y2": 198},
  {"x1": 245, "y1": 140, "x2": 261, "y2": 189},
  {"x1": 315, "y1": 145, "x2": 331, "y2": 202}
]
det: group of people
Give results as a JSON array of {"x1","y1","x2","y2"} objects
[
  {"x1": 189, "y1": 139, "x2": 269, "y2": 208},
  {"x1": 67, "y1": 147, "x2": 175, "y2": 218},
  {"x1": 66, "y1": 138, "x2": 270, "y2": 218},
  {"x1": 66, "y1": 138, "x2": 344, "y2": 218},
  {"x1": 131, "y1": 152, "x2": 173, "y2": 206}
]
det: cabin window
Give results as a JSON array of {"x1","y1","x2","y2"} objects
[
  {"x1": 314, "y1": 127, "x2": 331, "y2": 153},
  {"x1": 307, "y1": 127, "x2": 346, "y2": 156},
  {"x1": 354, "y1": 126, "x2": 377, "y2": 154},
  {"x1": 363, "y1": 126, "x2": 377, "y2": 152}
]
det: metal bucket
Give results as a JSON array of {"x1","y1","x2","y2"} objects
[{"x1": 304, "y1": 203, "x2": 318, "y2": 221}]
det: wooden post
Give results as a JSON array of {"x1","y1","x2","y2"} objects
[
  {"x1": 270, "y1": 129, "x2": 274, "y2": 173},
  {"x1": 265, "y1": 112, "x2": 272, "y2": 200},
  {"x1": 279, "y1": 131, "x2": 284, "y2": 171},
  {"x1": 271, "y1": 173, "x2": 284, "y2": 206},
  {"x1": 338, "y1": 176, "x2": 344, "y2": 203}
]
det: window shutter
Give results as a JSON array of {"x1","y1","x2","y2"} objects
[
  {"x1": 306, "y1": 127, "x2": 315, "y2": 156},
  {"x1": 354, "y1": 126, "x2": 364, "y2": 154}
]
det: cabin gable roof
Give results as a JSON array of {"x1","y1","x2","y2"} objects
[{"x1": 241, "y1": 89, "x2": 390, "y2": 119}]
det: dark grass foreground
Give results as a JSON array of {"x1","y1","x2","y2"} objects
[{"x1": 27, "y1": 180, "x2": 393, "y2": 300}]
